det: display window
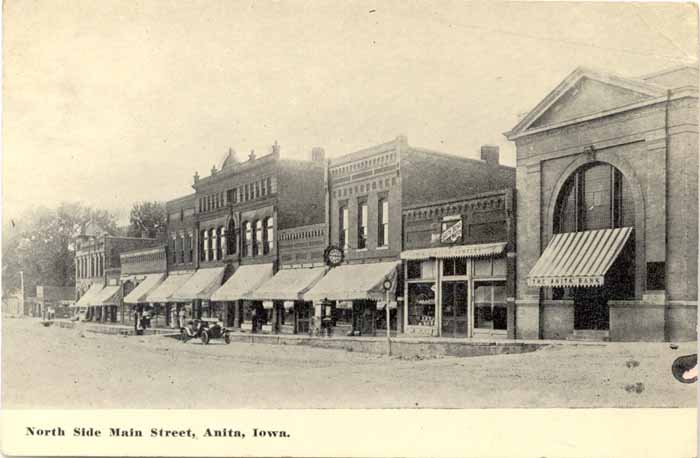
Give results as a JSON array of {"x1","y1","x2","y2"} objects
[
  {"x1": 407, "y1": 282, "x2": 436, "y2": 327},
  {"x1": 473, "y1": 281, "x2": 507, "y2": 332}
]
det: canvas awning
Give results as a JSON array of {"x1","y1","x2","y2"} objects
[
  {"x1": 304, "y1": 261, "x2": 400, "y2": 302},
  {"x1": 210, "y1": 264, "x2": 274, "y2": 302},
  {"x1": 171, "y1": 267, "x2": 226, "y2": 302},
  {"x1": 123, "y1": 273, "x2": 166, "y2": 305},
  {"x1": 146, "y1": 270, "x2": 194, "y2": 303},
  {"x1": 74, "y1": 283, "x2": 104, "y2": 307},
  {"x1": 400, "y1": 242, "x2": 507, "y2": 261},
  {"x1": 92, "y1": 285, "x2": 121, "y2": 306},
  {"x1": 248, "y1": 266, "x2": 328, "y2": 301},
  {"x1": 527, "y1": 227, "x2": 633, "y2": 288}
]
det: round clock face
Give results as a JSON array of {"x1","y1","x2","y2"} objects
[
  {"x1": 324, "y1": 245, "x2": 344, "y2": 267},
  {"x1": 383, "y1": 280, "x2": 392, "y2": 290}
]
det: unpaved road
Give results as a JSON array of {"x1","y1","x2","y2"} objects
[{"x1": 2, "y1": 318, "x2": 696, "y2": 408}]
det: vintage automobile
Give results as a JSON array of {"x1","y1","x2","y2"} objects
[{"x1": 180, "y1": 318, "x2": 231, "y2": 345}]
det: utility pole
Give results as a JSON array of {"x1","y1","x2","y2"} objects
[
  {"x1": 382, "y1": 276, "x2": 393, "y2": 357},
  {"x1": 19, "y1": 271, "x2": 25, "y2": 316}
]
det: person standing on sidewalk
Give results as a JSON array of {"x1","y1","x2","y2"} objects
[{"x1": 178, "y1": 307, "x2": 186, "y2": 329}]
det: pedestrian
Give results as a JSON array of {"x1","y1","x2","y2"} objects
[{"x1": 178, "y1": 307, "x2": 186, "y2": 329}]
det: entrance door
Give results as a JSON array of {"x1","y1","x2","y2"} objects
[
  {"x1": 574, "y1": 287, "x2": 609, "y2": 330},
  {"x1": 441, "y1": 281, "x2": 468, "y2": 337}
]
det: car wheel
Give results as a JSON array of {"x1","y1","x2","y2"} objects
[
  {"x1": 201, "y1": 331, "x2": 210, "y2": 345},
  {"x1": 224, "y1": 333, "x2": 231, "y2": 344}
]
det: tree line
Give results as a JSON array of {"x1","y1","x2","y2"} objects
[{"x1": 2, "y1": 201, "x2": 167, "y2": 298}]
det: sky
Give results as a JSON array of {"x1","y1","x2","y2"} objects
[{"x1": 3, "y1": 1, "x2": 697, "y2": 225}]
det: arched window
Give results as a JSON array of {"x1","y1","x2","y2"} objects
[
  {"x1": 254, "y1": 220, "x2": 263, "y2": 256},
  {"x1": 216, "y1": 227, "x2": 223, "y2": 260},
  {"x1": 264, "y1": 217, "x2": 274, "y2": 255},
  {"x1": 227, "y1": 220, "x2": 237, "y2": 255},
  {"x1": 209, "y1": 228, "x2": 217, "y2": 261},
  {"x1": 243, "y1": 221, "x2": 252, "y2": 257},
  {"x1": 554, "y1": 162, "x2": 634, "y2": 234}
]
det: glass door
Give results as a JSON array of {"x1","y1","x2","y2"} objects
[{"x1": 441, "y1": 281, "x2": 468, "y2": 337}]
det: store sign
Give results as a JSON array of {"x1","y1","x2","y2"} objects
[
  {"x1": 323, "y1": 245, "x2": 345, "y2": 267},
  {"x1": 440, "y1": 219, "x2": 463, "y2": 244}
]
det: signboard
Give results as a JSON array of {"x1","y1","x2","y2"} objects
[
  {"x1": 440, "y1": 219, "x2": 463, "y2": 244},
  {"x1": 323, "y1": 245, "x2": 345, "y2": 267}
]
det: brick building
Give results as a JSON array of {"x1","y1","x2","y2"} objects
[
  {"x1": 159, "y1": 143, "x2": 326, "y2": 331},
  {"x1": 120, "y1": 245, "x2": 168, "y2": 327},
  {"x1": 305, "y1": 136, "x2": 516, "y2": 336},
  {"x1": 73, "y1": 234, "x2": 160, "y2": 322},
  {"x1": 401, "y1": 189, "x2": 516, "y2": 339},
  {"x1": 505, "y1": 65, "x2": 698, "y2": 341}
]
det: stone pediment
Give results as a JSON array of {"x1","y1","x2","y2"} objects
[{"x1": 506, "y1": 67, "x2": 666, "y2": 139}]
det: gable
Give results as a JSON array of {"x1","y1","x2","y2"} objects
[{"x1": 530, "y1": 77, "x2": 652, "y2": 128}]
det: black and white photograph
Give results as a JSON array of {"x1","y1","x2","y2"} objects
[{"x1": 1, "y1": 1, "x2": 698, "y2": 456}]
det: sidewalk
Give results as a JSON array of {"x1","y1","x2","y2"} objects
[{"x1": 53, "y1": 319, "x2": 179, "y2": 336}]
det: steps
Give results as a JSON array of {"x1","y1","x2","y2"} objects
[{"x1": 567, "y1": 329, "x2": 610, "y2": 342}]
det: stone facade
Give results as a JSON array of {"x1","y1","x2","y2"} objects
[{"x1": 505, "y1": 65, "x2": 698, "y2": 342}]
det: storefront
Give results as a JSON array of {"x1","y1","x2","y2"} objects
[
  {"x1": 91, "y1": 284, "x2": 121, "y2": 323},
  {"x1": 170, "y1": 267, "x2": 226, "y2": 321},
  {"x1": 146, "y1": 270, "x2": 195, "y2": 328},
  {"x1": 74, "y1": 283, "x2": 103, "y2": 321},
  {"x1": 248, "y1": 266, "x2": 328, "y2": 334},
  {"x1": 122, "y1": 273, "x2": 166, "y2": 327},
  {"x1": 401, "y1": 242, "x2": 510, "y2": 338},
  {"x1": 210, "y1": 263, "x2": 274, "y2": 331},
  {"x1": 304, "y1": 261, "x2": 400, "y2": 337}
]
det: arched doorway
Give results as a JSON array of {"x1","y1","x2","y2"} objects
[{"x1": 553, "y1": 162, "x2": 636, "y2": 330}]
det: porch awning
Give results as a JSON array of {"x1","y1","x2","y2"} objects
[
  {"x1": 304, "y1": 261, "x2": 400, "y2": 302},
  {"x1": 146, "y1": 270, "x2": 194, "y2": 303},
  {"x1": 249, "y1": 266, "x2": 328, "y2": 301},
  {"x1": 171, "y1": 267, "x2": 226, "y2": 302},
  {"x1": 92, "y1": 285, "x2": 121, "y2": 306},
  {"x1": 210, "y1": 264, "x2": 274, "y2": 302},
  {"x1": 75, "y1": 283, "x2": 103, "y2": 307},
  {"x1": 123, "y1": 273, "x2": 166, "y2": 305},
  {"x1": 400, "y1": 242, "x2": 507, "y2": 261},
  {"x1": 527, "y1": 227, "x2": 633, "y2": 288}
]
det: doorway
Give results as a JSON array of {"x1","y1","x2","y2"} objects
[
  {"x1": 441, "y1": 281, "x2": 468, "y2": 337},
  {"x1": 573, "y1": 287, "x2": 609, "y2": 330}
]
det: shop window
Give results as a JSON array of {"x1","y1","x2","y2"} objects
[
  {"x1": 407, "y1": 260, "x2": 422, "y2": 280},
  {"x1": 378, "y1": 198, "x2": 389, "y2": 247},
  {"x1": 443, "y1": 258, "x2": 467, "y2": 276},
  {"x1": 646, "y1": 262, "x2": 665, "y2": 290},
  {"x1": 492, "y1": 256, "x2": 507, "y2": 277},
  {"x1": 407, "y1": 283, "x2": 436, "y2": 326},
  {"x1": 474, "y1": 282, "x2": 507, "y2": 331},
  {"x1": 474, "y1": 257, "x2": 492, "y2": 277},
  {"x1": 357, "y1": 200, "x2": 368, "y2": 249},
  {"x1": 227, "y1": 220, "x2": 237, "y2": 255}
]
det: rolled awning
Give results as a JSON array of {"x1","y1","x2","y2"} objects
[
  {"x1": 123, "y1": 273, "x2": 166, "y2": 305},
  {"x1": 171, "y1": 267, "x2": 226, "y2": 302},
  {"x1": 146, "y1": 271, "x2": 194, "y2": 303},
  {"x1": 248, "y1": 266, "x2": 328, "y2": 301},
  {"x1": 528, "y1": 227, "x2": 633, "y2": 288},
  {"x1": 210, "y1": 263, "x2": 274, "y2": 302},
  {"x1": 75, "y1": 283, "x2": 104, "y2": 307},
  {"x1": 400, "y1": 242, "x2": 507, "y2": 261},
  {"x1": 304, "y1": 261, "x2": 400, "y2": 302}
]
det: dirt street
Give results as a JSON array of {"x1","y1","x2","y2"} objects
[{"x1": 2, "y1": 318, "x2": 696, "y2": 408}]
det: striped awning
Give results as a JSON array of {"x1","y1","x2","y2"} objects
[
  {"x1": 248, "y1": 266, "x2": 328, "y2": 301},
  {"x1": 528, "y1": 227, "x2": 633, "y2": 288},
  {"x1": 146, "y1": 270, "x2": 194, "y2": 303},
  {"x1": 123, "y1": 273, "x2": 166, "y2": 305},
  {"x1": 92, "y1": 285, "x2": 121, "y2": 306},
  {"x1": 75, "y1": 283, "x2": 104, "y2": 307},
  {"x1": 210, "y1": 264, "x2": 274, "y2": 302},
  {"x1": 304, "y1": 261, "x2": 400, "y2": 302},
  {"x1": 171, "y1": 267, "x2": 226, "y2": 302},
  {"x1": 401, "y1": 242, "x2": 507, "y2": 261}
]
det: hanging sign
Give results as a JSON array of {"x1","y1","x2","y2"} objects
[{"x1": 323, "y1": 245, "x2": 345, "y2": 267}]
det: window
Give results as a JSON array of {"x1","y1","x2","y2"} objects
[
  {"x1": 243, "y1": 221, "x2": 252, "y2": 257},
  {"x1": 407, "y1": 283, "x2": 436, "y2": 327},
  {"x1": 261, "y1": 179, "x2": 267, "y2": 196},
  {"x1": 264, "y1": 217, "x2": 274, "y2": 255},
  {"x1": 180, "y1": 209, "x2": 184, "y2": 221},
  {"x1": 244, "y1": 184, "x2": 249, "y2": 202},
  {"x1": 555, "y1": 162, "x2": 634, "y2": 233},
  {"x1": 179, "y1": 233, "x2": 185, "y2": 263},
  {"x1": 443, "y1": 258, "x2": 467, "y2": 276},
  {"x1": 254, "y1": 220, "x2": 263, "y2": 256},
  {"x1": 170, "y1": 233, "x2": 177, "y2": 264},
  {"x1": 216, "y1": 227, "x2": 223, "y2": 260},
  {"x1": 357, "y1": 200, "x2": 368, "y2": 249},
  {"x1": 267, "y1": 177, "x2": 273, "y2": 194},
  {"x1": 226, "y1": 220, "x2": 236, "y2": 255},
  {"x1": 255, "y1": 181, "x2": 260, "y2": 199},
  {"x1": 474, "y1": 282, "x2": 507, "y2": 331},
  {"x1": 200, "y1": 230, "x2": 207, "y2": 261},
  {"x1": 209, "y1": 228, "x2": 216, "y2": 261},
  {"x1": 227, "y1": 188, "x2": 237, "y2": 204},
  {"x1": 378, "y1": 198, "x2": 389, "y2": 247},
  {"x1": 339, "y1": 205, "x2": 349, "y2": 249},
  {"x1": 187, "y1": 231, "x2": 193, "y2": 262}
]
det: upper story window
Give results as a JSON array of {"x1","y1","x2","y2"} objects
[
  {"x1": 357, "y1": 199, "x2": 368, "y2": 249},
  {"x1": 200, "y1": 230, "x2": 207, "y2": 262},
  {"x1": 554, "y1": 162, "x2": 634, "y2": 234},
  {"x1": 244, "y1": 184, "x2": 250, "y2": 202},
  {"x1": 179, "y1": 232, "x2": 185, "y2": 263},
  {"x1": 254, "y1": 220, "x2": 263, "y2": 256},
  {"x1": 227, "y1": 188, "x2": 237, "y2": 204},
  {"x1": 209, "y1": 228, "x2": 217, "y2": 261},
  {"x1": 339, "y1": 204, "x2": 349, "y2": 249},
  {"x1": 227, "y1": 220, "x2": 237, "y2": 255},
  {"x1": 264, "y1": 217, "x2": 274, "y2": 255},
  {"x1": 243, "y1": 221, "x2": 252, "y2": 257},
  {"x1": 170, "y1": 233, "x2": 178, "y2": 264},
  {"x1": 216, "y1": 227, "x2": 224, "y2": 260},
  {"x1": 267, "y1": 177, "x2": 273, "y2": 194},
  {"x1": 187, "y1": 231, "x2": 193, "y2": 262},
  {"x1": 378, "y1": 198, "x2": 389, "y2": 247}
]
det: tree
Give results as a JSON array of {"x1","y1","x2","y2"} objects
[
  {"x1": 1, "y1": 202, "x2": 119, "y2": 297},
  {"x1": 127, "y1": 201, "x2": 166, "y2": 239}
]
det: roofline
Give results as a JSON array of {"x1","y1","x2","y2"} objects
[
  {"x1": 407, "y1": 146, "x2": 515, "y2": 171},
  {"x1": 638, "y1": 63, "x2": 699, "y2": 80},
  {"x1": 402, "y1": 188, "x2": 514, "y2": 212},
  {"x1": 328, "y1": 137, "x2": 404, "y2": 166}
]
